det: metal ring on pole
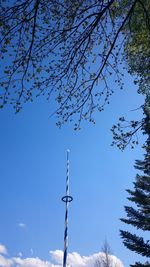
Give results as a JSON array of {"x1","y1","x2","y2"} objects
[{"x1": 61, "y1": 195, "x2": 73, "y2": 203}]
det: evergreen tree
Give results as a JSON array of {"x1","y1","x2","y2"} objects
[{"x1": 120, "y1": 97, "x2": 150, "y2": 267}]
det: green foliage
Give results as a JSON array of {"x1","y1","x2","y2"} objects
[
  {"x1": 0, "y1": 0, "x2": 149, "y2": 137},
  {"x1": 111, "y1": 0, "x2": 150, "y2": 150},
  {"x1": 130, "y1": 262, "x2": 150, "y2": 267},
  {"x1": 123, "y1": 0, "x2": 150, "y2": 94},
  {"x1": 0, "y1": 1, "x2": 146, "y2": 125},
  {"x1": 120, "y1": 96, "x2": 150, "y2": 266},
  {"x1": 111, "y1": 116, "x2": 143, "y2": 150}
]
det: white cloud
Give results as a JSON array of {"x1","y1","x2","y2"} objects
[
  {"x1": 18, "y1": 223, "x2": 26, "y2": 228},
  {"x1": 0, "y1": 245, "x2": 7, "y2": 255},
  {"x1": 49, "y1": 250, "x2": 124, "y2": 267},
  {"x1": 49, "y1": 250, "x2": 63, "y2": 265},
  {"x1": 13, "y1": 257, "x2": 54, "y2": 267},
  {"x1": 68, "y1": 251, "x2": 86, "y2": 266},
  {"x1": 0, "y1": 255, "x2": 12, "y2": 267},
  {"x1": 0, "y1": 243, "x2": 124, "y2": 267}
]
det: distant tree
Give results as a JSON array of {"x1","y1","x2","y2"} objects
[
  {"x1": 120, "y1": 96, "x2": 150, "y2": 266},
  {"x1": 0, "y1": 0, "x2": 149, "y2": 132},
  {"x1": 95, "y1": 240, "x2": 113, "y2": 267},
  {"x1": 94, "y1": 240, "x2": 121, "y2": 267}
]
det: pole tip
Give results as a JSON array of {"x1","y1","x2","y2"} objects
[{"x1": 67, "y1": 149, "x2": 70, "y2": 153}]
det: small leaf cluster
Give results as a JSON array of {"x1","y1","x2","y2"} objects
[{"x1": 111, "y1": 116, "x2": 143, "y2": 150}]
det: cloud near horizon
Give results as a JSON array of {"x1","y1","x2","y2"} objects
[
  {"x1": 0, "y1": 244, "x2": 124, "y2": 267},
  {"x1": 0, "y1": 245, "x2": 7, "y2": 255}
]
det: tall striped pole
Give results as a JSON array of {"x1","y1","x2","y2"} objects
[{"x1": 61, "y1": 150, "x2": 73, "y2": 267}]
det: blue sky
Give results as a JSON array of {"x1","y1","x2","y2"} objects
[{"x1": 0, "y1": 72, "x2": 146, "y2": 267}]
